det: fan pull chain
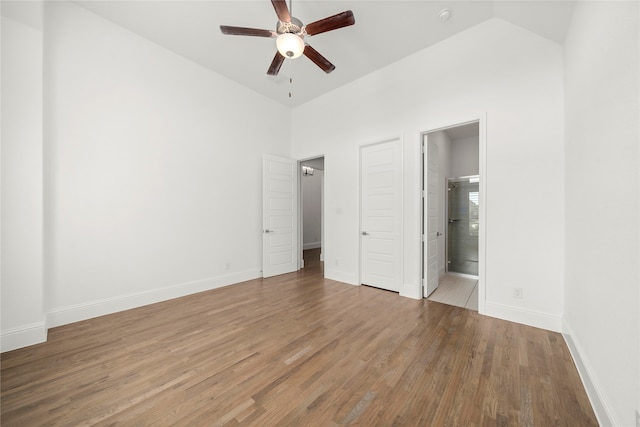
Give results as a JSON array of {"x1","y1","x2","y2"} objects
[{"x1": 289, "y1": 77, "x2": 293, "y2": 98}]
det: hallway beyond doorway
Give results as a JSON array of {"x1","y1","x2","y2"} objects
[{"x1": 303, "y1": 248, "x2": 322, "y2": 272}]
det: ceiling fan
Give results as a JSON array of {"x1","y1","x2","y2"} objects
[{"x1": 220, "y1": 0, "x2": 355, "y2": 76}]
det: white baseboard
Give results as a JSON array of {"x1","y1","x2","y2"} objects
[
  {"x1": 303, "y1": 242, "x2": 321, "y2": 250},
  {"x1": 1, "y1": 321, "x2": 47, "y2": 353},
  {"x1": 324, "y1": 268, "x2": 358, "y2": 286},
  {"x1": 484, "y1": 301, "x2": 562, "y2": 332},
  {"x1": 47, "y1": 269, "x2": 261, "y2": 328},
  {"x1": 562, "y1": 318, "x2": 614, "y2": 427},
  {"x1": 400, "y1": 283, "x2": 422, "y2": 300}
]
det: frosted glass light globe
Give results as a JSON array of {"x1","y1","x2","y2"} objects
[{"x1": 276, "y1": 33, "x2": 304, "y2": 59}]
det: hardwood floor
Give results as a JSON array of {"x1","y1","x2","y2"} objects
[{"x1": 1, "y1": 251, "x2": 597, "y2": 426}]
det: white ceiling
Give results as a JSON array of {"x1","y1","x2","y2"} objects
[{"x1": 74, "y1": 0, "x2": 576, "y2": 107}]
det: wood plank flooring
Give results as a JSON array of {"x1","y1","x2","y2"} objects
[{"x1": 1, "y1": 250, "x2": 597, "y2": 426}]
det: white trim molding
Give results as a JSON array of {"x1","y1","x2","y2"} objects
[
  {"x1": 400, "y1": 284, "x2": 422, "y2": 300},
  {"x1": 1, "y1": 321, "x2": 47, "y2": 353},
  {"x1": 484, "y1": 301, "x2": 562, "y2": 332},
  {"x1": 325, "y1": 269, "x2": 358, "y2": 286},
  {"x1": 47, "y1": 269, "x2": 261, "y2": 328},
  {"x1": 562, "y1": 318, "x2": 614, "y2": 427}
]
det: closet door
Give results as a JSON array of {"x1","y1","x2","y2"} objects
[
  {"x1": 360, "y1": 139, "x2": 402, "y2": 292},
  {"x1": 263, "y1": 154, "x2": 298, "y2": 278}
]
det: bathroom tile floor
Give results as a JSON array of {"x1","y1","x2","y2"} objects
[{"x1": 427, "y1": 273, "x2": 478, "y2": 311}]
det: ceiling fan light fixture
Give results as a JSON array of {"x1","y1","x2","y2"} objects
[{"x1": 276, "y1": 33, "x2": 305, "y2": 59}]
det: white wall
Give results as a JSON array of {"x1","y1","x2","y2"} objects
[
  {"x1": 42, "y1": 2, "x2": 291, "y2": 327},
  {"x1": 450, "y1": 135, "x2": 479, "y2": 178},
  {"x1": 302, "y1": 170, "x2": 322, "y2": 249},
  {"x1": 563, "y1": 1, "x2": 639, "y2": 426},
  {"x1": 1, "y1": 2, "x2": 47, "y2": 351},
  {"x1": 292, "y1": 18, "x2": 565, "y2": 331}
]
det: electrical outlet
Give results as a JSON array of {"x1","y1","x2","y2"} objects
[
  {"x1": 225, "y1": 262, "x2": 231, "y2": 271},
  {"x1": 513, "y1": 287, "x2": 523, "y2": 299}
]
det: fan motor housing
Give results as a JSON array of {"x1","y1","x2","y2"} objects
[{"x1": 276, "y1": 17, "x2": 303, "y2": 35}]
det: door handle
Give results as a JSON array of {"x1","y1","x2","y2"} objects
[
  {"x1": 264, "y1": 229, "x2": 273, "y2": 233},
  {"x1": 362, "y1": 231, "x2": 369, "y2": 236},
  {"x1": 437, "y1": 231, "x2": 442, "y2": 237}
]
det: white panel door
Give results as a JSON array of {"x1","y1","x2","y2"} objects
[
  {"x1": 424, "y1": 140, "x2": 439, "y2": 297},
  {"x1": 263, "y1": 154, "x2": 298, "y2": 278},
  {"x1": 360, "y1": 140, "x2": 402, "y2": 292}
]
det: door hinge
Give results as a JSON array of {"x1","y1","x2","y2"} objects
[{"x1": 421, "y1": 234, "x2": 425, "y2": 242}]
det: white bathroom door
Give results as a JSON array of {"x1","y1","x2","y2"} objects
[
  {"x1": 424, "y1": 140, "x2": 439, "y2": 297},
  {"x1": 263, "y1": 154, "x2": 298, "y2": 278},
  {"x1": 360, "y1": 139, "x2": 402, "y2": 292}
]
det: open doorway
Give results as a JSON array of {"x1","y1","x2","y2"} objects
[
  {"x1": 422, "y1": 121, "x2": 482, "y2": 311},
  {"x1": 300, "y1": 157, "x2": 324, "y2": 270}
]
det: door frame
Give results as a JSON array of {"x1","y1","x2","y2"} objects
[
  {"x1": 419, "y1": 115, "x2": 487, "y2": 314},
  {"x1": 424, "y1": 141, "x2": 440, "y2": 297}
]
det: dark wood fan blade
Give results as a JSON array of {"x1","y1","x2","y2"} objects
[
  {"x1": 271, "y1": 0, "x2": 291, "y2": 22},
  {"x1": 304, "y1": 10, "x2": 355, "y2": 36},
  {"x1": 220, "y1": 26, "x2": 275, "y2": 37},
  {"x1": 303, "y1": 45, "x2": 336, "y2": 74},
  {"x1": 267, "y1": 52, "x2": 285, "y2": 76}
]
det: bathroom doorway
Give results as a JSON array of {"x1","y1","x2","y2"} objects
[{"x1": 422, "y1": 120, "x2": 482, "y2": 311}]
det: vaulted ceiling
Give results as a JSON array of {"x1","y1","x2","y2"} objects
[{"x1": 75, "y1": 1, "x2": 576, "y2": 107}]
